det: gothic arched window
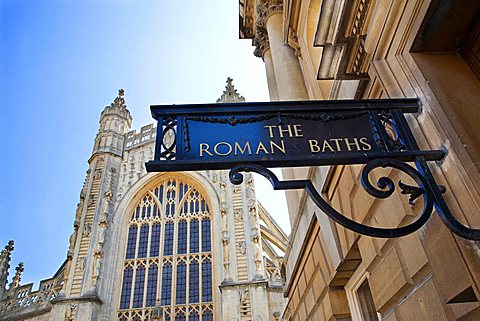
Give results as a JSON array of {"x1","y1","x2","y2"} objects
[{"x1": 118, "y1": 178, "x2": 214, "y2": 320}]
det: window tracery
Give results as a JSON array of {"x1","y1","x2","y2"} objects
[{"x1": 118, "y1": 178, "x2": 214, "y2": 320}]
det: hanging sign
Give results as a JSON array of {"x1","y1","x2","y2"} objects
[
  {"x1": 145, "y1": 98, "x2": 480, "y2": 240},
  {"x1": 145, "y1": 99, "x2": 443, "y2": 172}
]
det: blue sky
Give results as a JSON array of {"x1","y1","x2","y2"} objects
[{"x1": 0, "y1": 0, "x2": 288, "y2": 287}]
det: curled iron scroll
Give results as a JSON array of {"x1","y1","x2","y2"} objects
[{"x1": 229, "y1": 159, "x2": 480, "y2": 240}]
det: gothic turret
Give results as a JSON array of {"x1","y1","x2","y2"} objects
[
  {"x1": 92, "y1": 89, "x2": 132, "y2": 158},
  {"x1": 51, "y1": 89, "x2": 131, "y2": 319},
  {"x1": 0, "y1": 240, "x2": 14, "y2": 299}
]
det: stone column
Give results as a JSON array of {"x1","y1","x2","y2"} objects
[
  {"x1": 254, "y1": 28, "x2": 279, "y2": 101},
  {"x1": 256, "y1": 1, "x2": 309, "y2": 224},
  {"x1": 263, "y1": 49, "x2": 280, "y2": 100},
  {"x1": 258, "y1": 0, "x2": 308, "y2": 101}
]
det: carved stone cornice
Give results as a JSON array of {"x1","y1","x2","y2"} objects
[
  {"x1": 256, "y1": 0, "x2": 283, "y2": 29},
  {"x1": 253, "y1": 27, "x2": 270, "y2": 58}
]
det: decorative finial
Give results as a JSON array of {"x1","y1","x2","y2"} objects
[
  {"x1": 9, "y1": 262, "x2": 24, "y2": 289},
  {"x1": 1, "y1": 241, "x2": 14, "y2": 256},
  {"x1": 216, "y1": 77, "x2": 245, "y2": 103},
  {"x1": 0, "y1": 240, "x2": 14, "y2": 294},
  {"x1": 111, "y1": 89, "x2": 126, "y2": 108}
]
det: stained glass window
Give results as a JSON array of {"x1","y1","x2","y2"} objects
[
  {"x1": 201, "y1": 219, "x2": 211, "y2": 252},
  {"x1": 126, "y1": 226, "x2": 138, "y2": 259},
  {"x1": 164, "y1": 222, "x2": 174, "y2": 256},
  {"x1": 203, "y1": 311, "x2": 213, "y2": 321},
  {"x1": 146, "y1": 266, "x2": 158, "y2": 307},
  {"x1": 189, "y1": 262, "x2": 199, "y2": 303},
  {"x1": 137, "y1": 225, "x2": 149, "y2": 258},
  {"x1": 149, "y1": 224, "x2": 161, "y2": 257},
  {"x1": 177, "y1": 221, "x2": 187, "y2": 254},
  {"x1": 190, "y1": 220, "x2": 199, "y2": 253},
  {"x1": 132, "y1": 267, "x2": 145, "y2": 308},
  {"x1": 189, "y1": 311, "x2": 200, "y2": 321},
  {"x1": 202, "y1": 261, "x2": 212, "y2": 302},
  {"x1": 175, "y1": 262, "x2": 187, "y2": 304},
  {"x1": 118, "y1": 178, "x2": 214, "y2": 320},
  {"x1": 161, "y1": 263, "x2": 172, "y2": 305},
  {"x1": 120, "y1": 267, "x2": 133, "y2": 309}
]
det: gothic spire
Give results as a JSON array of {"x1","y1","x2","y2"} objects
[
  {"x1": 216, "y1": 77, "x2": 245, "y2": 103},
  {"x1": 0, "y1": 240, "x2": 14, "y2": 297}
]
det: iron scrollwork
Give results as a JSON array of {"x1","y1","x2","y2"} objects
[
  {"x1": 160, "y1": 117, "x2": 177, "y2": 160},
  {"x1": 228, "y1": 159, "x2": 480, "y2": 240}
]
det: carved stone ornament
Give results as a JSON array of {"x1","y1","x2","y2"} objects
[
  {"x1": 83, "y1": 223, "x2": 92, "y2": 237},
  {"x1": 238, "y1": 287, "x2": 249, "y2": 303},
  {"x1": 256, "y1": 0, "x2": 283, "y2": 29},
  {"x1": 65, "y1": 303, "x2": 77, "y2": 321},
  {"x1": 92, "y1": 255, "x2": 102, "y2": 286},
  {"x1": 234, "y1": 209, "x2": 243, "y2": 222},
  {"x1": 288, "y1": 29, "x2": 302, "y2": 58},
  {"x1": 216, "y1": 78, "x2": 246, "y2": 103},
  {"x1": 253, "y1": 27, "x2": 270, "y2": 58},
  {"x1": 67, "y1": 228, "x2": 77, "y2": 258},
  {"x1": 287, "y1": 29, "x2": 302, "y2": 58},
  {"x1": 111, "y1": 89, "x2": 126, "y2": 109},
  {"x1": 252, "y1": 234, "x2": 263, "y2": 277},
  {"x1": 237, "y1": 241, "x2": 247, "y2": 255},
  {"x1": 101, "y1": 191, "x2": 113, "y2": 223},
  {"x1": 93, "y1": 168, "x2": 103, "y2": 180},
  {"x1": 8, "y1": 262, "x2": 24, "y2": 289},
  {"x1": 77, "y1": 257, "x2": 86, "y2": 271}
]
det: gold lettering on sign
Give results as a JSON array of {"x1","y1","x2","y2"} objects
[
  {"x1": 293, "y1": 124, "x2": 303, "y2": 137},
  {"x1": 360, "y1": 137, "x2": 372, "y2": 150},
  {"x1": 214, "y1": 142, "x2": 233, "y2": 156},
  {"x1": 278, "y1": 125, "x2": 293, "y2": 138},
  {"x1": 322, "y1": 140, "x2": 335, "y2": 152},
  {"x1": 330, "y1": 138, "x2": 343, "y2": 152},
  {"x1": 264, "y1": 124, "x2": 303, "y2": 138},
  {"x1": 255, "y1": 142, "x2": 269, "y2": 155},
  {"x1": 234, "y1": 142, "x2": 253, "y2": 156},
  {"x1": 200, "y1": 143, "x2": 213, "y2": 157},
  {"x1": 309, "y1": 140, "x2": 321, "y2": 153},
  {"x1": 264, "y1": 125, "x2": 276, "y2": 138},
  {"x1": 200, "y1": 136, "x2": 373, "y2": 157},
  {"x1": 270, "y1": 140, "x2": 286, "y2": 154},
  {"x1": 308, "y1": 137, "x2": 373, "y2": 153},
  {"x1": 344, "y1": 138, "x2": 361, "y2": 151}
]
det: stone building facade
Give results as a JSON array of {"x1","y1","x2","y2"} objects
[
  {"x1": 0, "y1": 81, "x2": 288, "y2": 321},
  {"x1": 240, "y1": 0, "x2": 480, "y2": 320}
]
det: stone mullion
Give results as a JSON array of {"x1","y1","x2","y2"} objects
[
  {"x1": 142, "y1": 222, "x2": 153, "y2": 309},
  {"x1": 157, "y1": 189, "x2": 166, "y2": 306},
  {"x1": 171, "y1": 181, "x2": 180, "y2": 307}
]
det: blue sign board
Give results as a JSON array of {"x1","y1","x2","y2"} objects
[
  {"x1": 145, "y1": 99, "x2": 443, "y2": 172},
  {"x1": 145, "y1": 98, "x2": 480, "y2": 240}
]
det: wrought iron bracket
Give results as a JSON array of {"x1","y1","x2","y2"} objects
[{"x1": 228, "y1": 158, "x2": 480, "y2": 240}]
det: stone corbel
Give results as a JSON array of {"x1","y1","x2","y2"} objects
[{"x1": 287, "y1": 28, "x2": 302, "y2": 58}]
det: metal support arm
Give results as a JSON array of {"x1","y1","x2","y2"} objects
[{"x1": 229, "y1": 159, "x2": 480, "y2": 240}]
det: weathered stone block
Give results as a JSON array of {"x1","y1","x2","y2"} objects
[{"x1": 369, "y1": 248, "x2": 413, "y2": 313}]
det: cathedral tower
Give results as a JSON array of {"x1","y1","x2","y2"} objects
[
  {"x1": 0, "y1": 82, "x2": 287, "y2": 321},
  {"x1": 50, "y1": 90, "x2": 132, "y2": 320}
]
